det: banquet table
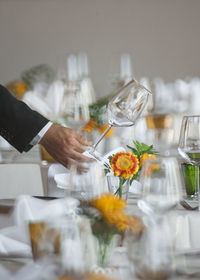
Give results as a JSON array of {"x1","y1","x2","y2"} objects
[
  {"x1": 0, "y1": 145, "x2": 200, "y2": 279},
  {"x1": 0, "y1": 195, "x2": 199, "y2": 280}
]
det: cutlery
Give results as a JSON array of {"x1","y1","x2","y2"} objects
[{"x1": 180, "y1": 200, "x2": 198, "y2": 211}]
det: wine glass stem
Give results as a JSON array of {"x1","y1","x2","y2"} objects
[
  {"x1": 91, "y1": 124, "x2": 113, "y2": 151},
  {"x1": 195, "y1": 165, "x2": 200, "y2": 210}
]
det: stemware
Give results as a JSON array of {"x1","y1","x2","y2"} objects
[
  {"x1": 137, "y1": 156, "x2": 182, "y2": 218},
  {"x1": 89, "y1": 79, "x2": 151, "y2": 161},
  {"x1": 178, "y1": 115, "x2": 200, "y2": 205},
  {"x1": 62, "y1": 82, "x2": 90, "y2": 131},
  {"x1": 108, "y1": 52, "x2": 133, "y2": 91},
  {"x1": 130, "y1": 157, "x2": 182, "y2": 280}
]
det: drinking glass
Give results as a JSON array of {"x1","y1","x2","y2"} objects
[
  {"x1": 108, "y1": 52, "x2": 133, "y2": 91},
  {"x1": 62, "y1": 82, "x2": 90, "y2": 131},
  {"x1": 89, "y1": 79, "x2": 151, "y2": 160},
  {"x1": 178, "y1": 115, "x2": 200, "y2": 205},
  {"x1": 138, "y1": 156, "x2": 182, "y2": 218},
  {"x1": 132, "y1": 157, "x2": 182, "y2": 279}
]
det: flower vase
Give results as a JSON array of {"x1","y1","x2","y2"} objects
[
  {"x1": 94, "y1": 232, "x2": 120, "y2": 273},
  {"x1": 107, "y1": 175, "x2": 130, "y2": 200}
]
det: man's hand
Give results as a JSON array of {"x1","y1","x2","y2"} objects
[{"x1": 39, "y1": 123, "x2": 93, "y2": 169}]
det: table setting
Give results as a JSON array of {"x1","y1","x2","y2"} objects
[{"x1": 2, "y1": 54, "x2": 200, "y2": 280}]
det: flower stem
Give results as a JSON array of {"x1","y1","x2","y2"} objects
[
  {"x1": 119, "y1": 178, "x2": 123, "y2": 198},
  {"x1": 98, "y1": 233, "x2": 115, "y2": 266}
]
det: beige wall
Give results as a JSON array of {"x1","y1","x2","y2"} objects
[{"x1": 0, "y1": 0, "x2": 200, "y2": 97}]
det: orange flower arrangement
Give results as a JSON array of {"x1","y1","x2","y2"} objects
[
  {"x1": 105, "y1": 141, "x2": 157, "y2": 198},
  {"x1": 110, "y1": 152, "x2": 139, "y2": 179},
  {"x1": 91, "y1": 193, "x2": 143, "y2": 233},
  {"x1": 84, "y1": 193, "x2": 144, "y2": 266}
]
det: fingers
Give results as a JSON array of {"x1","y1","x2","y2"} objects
[{"x1": 75, "y1": 133, "x2": 92, "y2": 146}]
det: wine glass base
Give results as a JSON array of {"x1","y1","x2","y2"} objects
[{"x1": 84, "y1": 148, "x2": 103, "y2": 162}]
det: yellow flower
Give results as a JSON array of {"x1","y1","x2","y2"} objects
[
  {"x1": 91, "y1": 193, "x2": 144, "y2": 233},
  {"x1": 111, "y1": 152, "x2": 139, "y2": 179},
  {"x1": 91, "y1": 193, "x2": 127, "y2": 217},
  {"x1": 144, "y1": 163, "x2": 160, "y2": 177},
  {"x1": 140, "y1": 153, "x2": 159, "y2": 177},
  {"x1": 6, "y1": 80, "x2": 28, "y2": 99},
  {"x1": 99, "y1": 124, "x2": 114, "y2": 138},
  {"x1": 140, "y1": 153, "x2": 157, "y2": 167},
  {"x1": 82, "y1": 119, "x2": 97, "y2": 133}
]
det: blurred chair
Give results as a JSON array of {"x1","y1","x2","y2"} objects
[{"x1": 0, "y1": 164, "x2": 44, "y2": 199}]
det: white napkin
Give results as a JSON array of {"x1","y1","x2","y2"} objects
[
  {"x1": 0, "y1": 195, "x2": 79, "y2": 257},
  {"x1": 168, "y1": 210, "x2": 200, "y2": 253}
]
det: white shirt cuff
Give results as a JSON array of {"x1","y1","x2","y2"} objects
[{"x1": 29, "y1": 121, "x2": 53, "y2": 146}]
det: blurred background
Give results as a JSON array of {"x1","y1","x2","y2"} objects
[
  {"x1": 1, "y1": 0, "x2": 200, "y2": 158},
  {"x1": 0, "y1": 0, "x2": 200, "y2": 97}
]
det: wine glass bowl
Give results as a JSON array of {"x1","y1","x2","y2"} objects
[
  {"x1": 138, "y1": 157, "x2": 182, "y2": 216},
  {"x1": 62, "y1": 82, "x2": 90, "y2": 131},
  {"x1": 178, "y1": 115, "x2": 200, "y2": 202},
  {"x1": 108, "y1": 79, "x2": 151, "y2": 127},
  {"x1": 178, "y1": 116, "x2": 200, "y2": 166},
  {"x1": 89, "y1": 79, "x2": 151, "y2": 159}
]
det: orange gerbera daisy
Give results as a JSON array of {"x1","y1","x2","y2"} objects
[{"x1": 111, "y1": 152, "x2": 139, "y2": 179}]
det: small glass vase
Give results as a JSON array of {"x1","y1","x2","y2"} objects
[
  {"x1": 92, "y1": 232, "x2": 122, "y2": 276},
  {"x1": 107, "y1": 175, "x2": 130, "y2": 200},
  {"x1": 96, "y1": 233, "x2": 117, "y2": 267}
]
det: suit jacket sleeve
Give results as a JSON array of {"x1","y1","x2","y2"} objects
[{"x1": 0, "y1": 84, "x2": 49, "y2": 152}]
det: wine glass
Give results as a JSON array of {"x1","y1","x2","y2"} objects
[
  {"x1": 138, "y1": 156, "x2": 182, "y2": 218},
  {"x1": 132, "y1": 157, "x2": 182, "y2": 279},
  {"x1": 178, "y1": 115, "x2": 200, "y2": 204},
  {"x1": 89, "y1": 79, "x2": 151, "y2": 160},
  {"x1": 108, "y1": 52, "x2": 133, "y2": 92},
  {"x1": 62, "y1": 82, "x2": 90, "y2": 131}
]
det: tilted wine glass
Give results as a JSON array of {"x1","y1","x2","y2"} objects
[
  {"x1": 178, "y1": 115, "x2": 200, "y2": 205},
  {"x1": 89, "y1": 79, "x2": 152, "y2": 160}
]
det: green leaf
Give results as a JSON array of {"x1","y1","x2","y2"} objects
[{"x1": 127, "y1": 140, "x2": 158, "y2": 158}]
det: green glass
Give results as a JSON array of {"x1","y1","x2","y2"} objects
[{"x1": 181, "y1": 163, "x2": 200, "y2": 196}]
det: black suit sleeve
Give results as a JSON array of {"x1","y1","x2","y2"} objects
[{"x1": 0, "y1": 84, "x2": 49, "y2": 152}]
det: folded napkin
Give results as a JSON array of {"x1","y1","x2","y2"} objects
[
  {"x1": 0, "y1": 195, "x2": 79, "y2": 257},
  {"x1": 167, "y1": 210, "x2": 200, "y2": 253}
]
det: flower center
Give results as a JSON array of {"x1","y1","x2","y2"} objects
[{"x1": 116, "y1": 156, "x2": 132, "y2": 170}]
